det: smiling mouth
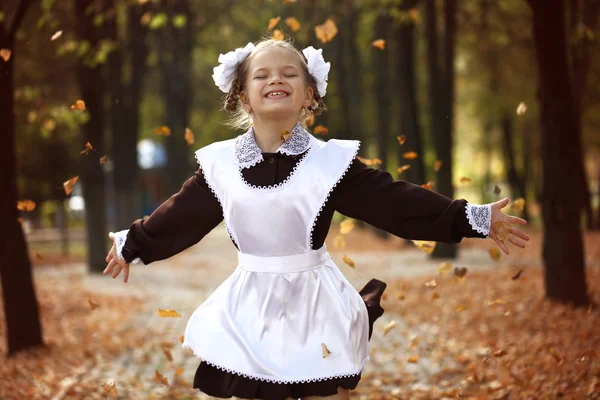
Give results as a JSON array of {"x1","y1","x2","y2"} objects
[{"x1": 265, "y1": 91, "x2": 290, "y2": 99}]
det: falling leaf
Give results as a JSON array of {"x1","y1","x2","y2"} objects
[
  {"x1": 403, "y1": 151, "x2": 418, "y2": 159},
  {"x1": 424, "y1": 279, "x2": 437, "y2": 289},
  {"x1": 155, "y1": 126, "x2": 171, "y2": 136},
  {"x1": 438, "y1": 262, "x2": 452, "y2": 276},
  {"x1": 511, "y1": 198, "x2": 526, "y2": 211},
  {"x1": 313, "y1": 125, "x2": 328, "y2": 135},
  {"x1": 17, "y1": 217, "x2": 24, "y2": 225},
  {"x1": 372, "y1": 39, "x2": 386, "y2": 50},
  {"x1": 431, "y1": 292, "x2": 440, "y2": 300},
  {"x1": 70, "y1": 100, "x2": 86, "y2": 111},
  {"x1": 488, "y1": 248, "x2": 502, "y2": 261},
  {"x1": 383, "y1": 320, "x2": 397, "y2": 336},
  {"x1": 511, "y1": 269, "x2": 524, "y2": 280},
  {"x1": 0, "y1": 48, "x2": 12, "y2": 62},
  {"x1": 321, "y1": 343, "x2": 331, "y2": 358},
  {"x1": 492, "y1": 221, "x2": 511, "y2": 241},
  {"x1": 305, "y1": 114, "x2": 315, "y2": 126},
  {"x1": 412, "y1": 240, "x2": 436, "y2": 254},
  {"x1": 283, "y1": 0, "x2": 297, "y2": 3},
  {"x1": 397, "y1": 135, "x2": 406, "y2": 145},
  {"x1": 421, "y1": 181, "x2": 433, "y2": 190},
  {"x1": 456, "y1": 305, "x2": 467, "y2": 312},
  {"x1": 185, "y1": 127, "x2": 195, "y2": 145},
  {"x1": 88, "y1": 299, "x2": 100, "y2": 310},
  {"x1": 342, "y1": 255, "x2": 355, "y2": 268},
  {"x1": 408, "y1": 8, "x2": 420, "y2": 23},
  {"x1": 315, "y1": 18, "x2": 338, "y2": 43},
  {"x1": 396, "y1": 165, "x2": 410, "y2": 175},
  {"x1": 63, "y1": 176, "x2": 79, "y2": 195},
  {"x1": 493, "y1": 349, "x2": 507, "y2": 358},
  {"x1": 51, "y1": 30, "x2": 63, "y2": 41},
  {"x1": 99, "y1": 155, "x2": 109, "y2": 164},
  {"x1": 333, "y1": 234, "x2": 346, "y2": 249},
  {"x1": 516, "y1": 102, "x2": 527, "y2": 116},
  {"x1": 179, "y1": 334, "x2": 185, "y2": 343},
  {"x1": 409, "y1": 335, "x2": 419, "y2": 349},
  {"x1": 163, "y1": 348, "x2": 173, "y2": 362},
  {"x1": 80, "y1": 141, "x2": 93, "y2": 155},
  {"x1": 157, "y1": 309, "x2": 181, "y2": 318},
  {"x1": 175, "y1": 367, "x2": 184, "y2": 376},
  {"x1": 339, "y1": 219, "x2": 355, "y2": 235},
  {"x1": 280, "y1": 129, "x2": 292, "y2": 142},
  {"x1": 102, "y1": 380, "x2": 117, "y2": 396},
  {"x1": 285, "y1": 17, "x2": 301, "y2": 32},
  {"x1": 487, "y1": 298, "x2": 506, "y2": 306},
  {"x1": 17, "y1": 200, "x2": 36, "y2": 211},
  {"x1": 357, "y1": 156, "x2": 382, "y2": 167},
  {"x1": 35, "y1": 251, "x2": 43, "y2": 260},
  {"x1": 407, "y1": 355, "x2": 419, "y2": 363},
  {"x1": 460, "y1": 177, "x2": 471, "y2": 184},
  {"x1": 268, "y1": 16, "x2": 281, "y2": 31},
  {"x1": 434, "y1": 160, "x2": 443, "y2": 172},
  {"x1": 272, "y1": 29, "x2": 285, "y2": 41},
  {"x1": 154, "y1": 370, "x2": 169, "y2": 387},
  {"x1": 494, "y1": 185, "x2": 502, "y2": 197},
  {"x1": 453, "y1": 266, "x2": 468, "y2": 278}
]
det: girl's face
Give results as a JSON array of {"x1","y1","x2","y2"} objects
[{"x1": 241, "y1": 46, "x2": 313, "y2": 121}]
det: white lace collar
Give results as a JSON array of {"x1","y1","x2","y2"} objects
[{"x1": 234, "y1": 123, "x2": 312, "y2": 170}]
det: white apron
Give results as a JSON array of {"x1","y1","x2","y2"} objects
[{"x1": 182, "y1": 134, "x2": 370, "y2": 384}]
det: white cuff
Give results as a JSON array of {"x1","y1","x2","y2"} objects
[
  {"x1": 113, "y1": 229, "x2": 140, "y2": 264},
  {"x1": 465, "y1": 203, "x2": 492, "y2": 237}
]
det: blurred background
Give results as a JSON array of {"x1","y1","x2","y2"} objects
[{"x1": 1, "y1": 0, "x2": 599, "y2": 398}]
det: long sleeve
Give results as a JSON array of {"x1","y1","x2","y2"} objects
[
  {"x1": 330, "y1": 159, "x2": 491, "y2": 243},
  {"x1": 118, "y1": 167, "x2": 223, "y2": 264}
]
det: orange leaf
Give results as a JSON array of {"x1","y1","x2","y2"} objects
[
  {"x1": 407, "y1": 355, "x2": 419, "y2": 363},
  {"x1": 155, "y1": 126, "x2": 171, "y2": 136},
  {"x1": 412, "y1": 240, "x2": 436, "y2": 254},
  {"x1": 280, "y1": 129, "x2": 292, "y2": 142},
  {"x1": 438, "y1": 262, "x2": 452, "y2": 276},
  {"x1": 342, "y1": 255, "x2": 355, "y2": 268},
  {"x1": 511, "y1": 197, "x2": 526, "y2": 211},
  {"x1": 179, "y1": 334, "x2": 185, "y2": 343},
  {"x1": 397, "y1": 135, "x2": 406, "y2": 145},
  {"x1": 315, "y1": 18, "x2": 338, "y2": 43},
  {"x1": 283, "y1": 0, "x2": 297, "y2": 3},
  {"x1": 397, "y1": 164, "x2": 410, "y2": 174},
  {"x1": 456, "y1": 305, "x2": 467, "y2": 312},
  {"x1": 163, "y1": 348, "x2": 173, "y2": 362},
  {"x1": 80, "y1": 141, "x2": 93, "y2": 155},
  {"x1": 493, "y1": 349, "x2": 507, "y2": 358},
  {"x1": 285, "y1": 17, "x2": 301, "y2": 32},
  {"x1": 185, "y1": 127, "x2": 195, "y2": 145},
  {"x1": 431, "y1": 292, "x2": 440, "y2": 300},
  {"x1": 0, "y1": 48, "x2": 12, "y2": 62},
  {"x1": 421, "y1": 181, "x2": 433, "y2": 190},
  {"x1": 357, "y1": 156, "x2": 382, "y2": 167},
  {"x1": 102, "y1": 380, "x2": 117, "y2": 396},
  {"x1": 17, "y1": 200, "x2": 36, "y2": 212},
  {"x1": 403, "y1": 151, "x2": 418, "y2": 159},
  {"x1": 88, "y1": 298, "x2": 100, "y2": 310},
  {"x1": 489, "y1": 247, "x2": 502, "y2": 261},
  {"x1": 70, "y1": 100, "x2": 86, "y2": 111},
  {"x1": 305, "y1": 114, "x2": 315, "y2": 127},
  {"x1": 459, "y1": 177, "x2": 471, "y2": 184},
  {"x1": 434, "y1": 160, "x2": 443, "y2": 172},
  {"x1": 372, "y1": 39, "x2": 386, "y2": 50},
  {"x1": 157, "y1": 309, "x2": 181, "y2": 318},
  {"x1": 272, "y1": 29, "x2": 285, "y2": 41},
  {"x1": 175, "y1": 367, "x2": 184, "y2": 376},
  {"x1": 63, "y1": 176, "x2": 79, "y2": 195},
  {"x1": 268, "y1": 16, "x2": 281, "y2": 31},
  {"x1": 154, "y1": 370, "x2": 169, "y2": 387},
  {"x1": 313, "y1": 125, "x2": 328, "y2": 135}
]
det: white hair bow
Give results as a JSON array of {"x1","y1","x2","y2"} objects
[{"x1": 302, "y1": 46, "x2": 330, "y2": 97}]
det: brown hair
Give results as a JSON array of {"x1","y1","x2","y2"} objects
[{"x1": 221, "y1": 38, "x2": 327, "y2": 131}]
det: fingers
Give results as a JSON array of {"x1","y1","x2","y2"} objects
[
  {"x1": 123, "y1": 265, "x2": 130, "y2": 283},
  {"x1": 509, "y1": 216, "x2": 528, "y2": 225},
  {"x1": 104, "y1": 259, "x2": 117, "y2": 275},
  {"x1": 508, "y1": 236, "x2": 526, "y2": 249},
  {"x1": 111, "y1": 263, "x2": 123, "y2": 279},
  {"x1": 106, "y1": 252, "x2": 113, "y2": 263},
  {"x1": 493, "y1": 237, "x2": 510, "y2": 255},
  {"x1": 509, "y1": 228, "x2": 530, "y2": 242}
]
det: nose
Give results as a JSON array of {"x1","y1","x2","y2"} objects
[{"x1": 268, "y1": 74, "x2": 284, "y2": 85}]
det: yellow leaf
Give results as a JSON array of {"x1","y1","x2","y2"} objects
[
  {"x1": 492, "y1": 221, "x2": 511, "y2": 241},
  {"x1": 155, "y1": 125, "x2": 171, "y2": 136},
  {"x1": 411, "y1": 240, "x2": 436, "y2": 254},
  {"x1": 315, "y1": 18, "x2": 338, "y2": 43},
  {"x1": 305, "y1": 114, "x2": 315, "y2": 127},
  {"x1": 489, "y1": 247, "x2": 502, "y2": 261},
  {"x1": 102, "y1": 380, "x2": 117, "y2": 396},
  {"x1": 438, "y1": 262, "x2": 452, "y2": 276},
  {"x1": 397, "y1": 164, "x2": 410, "y2": 174},
  {"x1": 396, "y1": 292, "x2": 405, "y2": 300},
  {"x1": 88, "y1": 299, "x2": 100, "y2": 310},
  {"x1": 453, "y1": 266, "x2": 468, "y2": 277},
  {"x1": 154, "y1": 370, "x2": 169, "y2": 387},
  {"x1": 285, "y1": 17, "x2": 301, "y2": 32},
  {"x1": 175, "y1": 367, "x2": 184, "y2": 376},
  {"x1": 63, "y1": 176, "x2": 79, "y2": 196},
  {"x1": 516, "y1": 102, "x2": 527, "y2": 116},
  {"x1": 333, "y1": 234, "x2": 346, "y2": 249},
  {"x1": 17, "y1": 200, "x2": 36, "y2": 212},
  {"x1": 80, "y1": 141, "x2": 93, "y2": 155},
  {"x1": 0, "y1": 48, "x2": 12, "y2": 62},
  {"x1": 403, "y1": 151, "x2": 418, "y2": 159},
  {"x1": 99, "y1": 155, "x2": 109, "y2": 164},
  {"x1": 163, "y1": 348, "x2": 173, "y2": 362},
  {"x1": 397, "y1": 135, "x2": 406, "y2": 145},
  {"x1": 407, "y1": 355, "x2": 419, "y2": 363},
  {"x1": 280, "y1": 129, "x2": 292, "y2": 142},
  {"x1": 342, "y1": 255, "x2": 355, "y2": 268},
  {"x1": 424, "y1": 279, "x2": 437, "y2": 289},
  {"x1": 51, "y1": 30, "x2": 63, "y2": 41},
  {"x1": 321, "y1": 343, "x2": 331, "y2": 358},
  {"x1": 383, "y1": 320, "x2": 397, "y2": 336},
  {"x1": 459, "y1": 177, "x2": 471, "y2": 184},
  {"x1": 339, "y1": 219, "x2": 355, "y2": 235},
  {"x1": 272, "y1": 29, "x2": 285, "y2": 41},
  {"x1": 511, "y1": 198, "x2": 526, "y2": 211},
  {"x1": 157, "y1": 309, "x2": 181, "y2": 318},
  {"x1": 70, "y1": 100, "x2": 86, "y2": 111},
  {"x1": 357, "y1": 156, "x2": 382, "y2": 167},
  {"x1": 456, "y1": 305, "x2": 467, "y2": 312},
  {"x1": 179, "y1": 334, "x2": 185, "y2": 343},
  {"x1": 268, "y1": 16, "x2": 281, "y2": 31},
  {"x1": 313, "y1": 125, "x2": 328, "y2": 135},
  {"x1": 372, "y1": 39, "x2": 386, "y2": 50},
  {"x1": 434, "y1": 160, "x2": 443, "y2": 172},
  {"x1": 185, "y1": 127, "x2": 195, "y2": 145}
]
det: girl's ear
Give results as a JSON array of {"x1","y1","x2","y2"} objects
[
  {"x1": 240, "y1": 90, "x2": 252, "y2": 113},
  {"x1": 303, "y1": 86, "x2": 314, "y2": 108}
]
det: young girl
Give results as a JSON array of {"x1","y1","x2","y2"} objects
[{"x1": 103, "y1": 38, "x2": 529, "y2": 400}]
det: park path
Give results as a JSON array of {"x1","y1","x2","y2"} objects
[{"x1": 35, "y1": 225, "x2": 535, "y2": 399}]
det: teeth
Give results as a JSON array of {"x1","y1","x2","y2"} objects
[{"x1": 267, "y1": 92, "x2": 287, "y2": 98}]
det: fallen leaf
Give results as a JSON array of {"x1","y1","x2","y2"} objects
[
  {"x1": 17, "y1": 200, "x2": 36, "y2": 211},
  {"x1": 285, "y1": 17, "x2": 301, "y2": 32},
  {"x1": 487, "y1": 298, "x2": 506, "y2": 306},
  {"x1": 383, "y1": 320, "x2": 397, "y2": 336},
  {"x1": 403, "y1": 151, "x2": 418, "y2": 159},
  {"x1": 88, "y1": 299, "x2": 100, "y2": 310},
  {"x1": 99, "y1": 155, "x2": 109, "y2": 164},
  {"x1": 0, "y1": 48, "x2": 12, "y2": 62},
  {"x1": 456, "y1": 305, "x2": 467, "y2": 312},
  {"x1": 492, "y1": 221, "x2": 511, "y2": 241},
  {"x1": 80, "y1": 141, "x2": 93, "y2": 155},
  {"x1": 516, "y1": 102, "x2": 527, "y2": 116},
  {"x1": 397, "y1": 164, "x2": 411, "y2": 174},
  {"x1": 333, "y1": 234, "x2": 346, "y2": 249},
  {"x1": 342, "y1": 255, "x2": 355, "y2": 268},
  {"x1": 434, "y1": 160, "x2": 443, "y2": 171},
  {"x1": 424, "y1": 279, "x2": 437, "y2": 289},
  {"x1": 272, "y1": 29, "x2": 285, "y2": 41},
  {"x1": 102, "y1": 380, "x2": 117, "y2": 396},
  {"x1": 511, "y1": 269, "x2": 524, "y2": 280},
  {"x1": 70, "y1": 100, "x2": 86, "y2": 111},
  {"x1": 154, "y1": 370, "x2": 169, "y2": 387},
  {"x1": 397, "y1": 135, "x2": 406, "y2": 145},
  {"x1": 409, "y1": 335, "x2": 419, "y2": 349},
  {"x1": 157, "y1": 309, "x2": 181, "y2": 318},
  {"x1": 407, "y1": 355, "x2": 419, "y2": 363},
  {"x1": 51, "y1": 30, "x2": 63, "y2": 41},
  {"x1": 431, "y1": 292, "x2": 440, "y2": 300},
  {"x1": 438, "y1": 262, "x2": 452, "y2": 276},
  {"x1": 493, "y1": 349, "x2": 507, "y2": 358},
  {"x1": 268, "y1": 16, "x2": 281, "y2": 31},
  {"x1": 63, "y1": 176, "x2": 79, "y2": 195},
  {"x1": 372, "y1": 39, "x2": 386, "y2": 50},
  {"x1": 488, "y1": 248, "x2": 502, "y2": 261},
  {"x1": 315, "y1": 18, "x2": 338, "y2": 43},
  {"x1": 321, "y1": 343, "x2": 331, "y2": 358},
  {"x1": 185, "y1": 127, "x2": 195, "y2": 145},
  {"x1": 453, "y1": 266, "x2": 468, "y2": 278},
  {"x1": 511, "y1": 198, "x2": 526, "y2": 211},
  {"x1": 155, "y1": 126, "x2": 171, "y2": 136},
  {"x1": 313, "y1": 125, "x2": 328, "y2": 135},
  {"x1": 412, "y1": 240, "x2": 436, "y2": 254},
  {"x1": 339, "y1": 219, "x2": 355, "y2": 235},
  {"x1": 163, "y1": 348, "x2": 173, "y2": 362}
]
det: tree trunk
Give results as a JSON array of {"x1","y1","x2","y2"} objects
[
  {"x1": 0, "y1": 0, "x2": 44, "y2": 356},
  {"x1": 373, "y1": 12, "x2": 391, "y2": 171},
  {"x1": 528, "y1": 0, "x2": 589, "y2": 306},
  {"x1": 501, "y1": 114, "x2": 529, "y2": 221},
  {"x1": 75, "y1": 0, "x2": 108, "y2": 273}
]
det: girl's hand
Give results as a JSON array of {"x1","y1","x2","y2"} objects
[
  {"x1": 489, "y1": 197, "x2": 530, "y2": 255},
  {"x1": 104, "y1": 232, "x2": 131, "y2": 282}
]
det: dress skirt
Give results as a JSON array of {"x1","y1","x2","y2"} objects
[{"x1": 182, "y1": 247, "x2": 387, "y2": 400}]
